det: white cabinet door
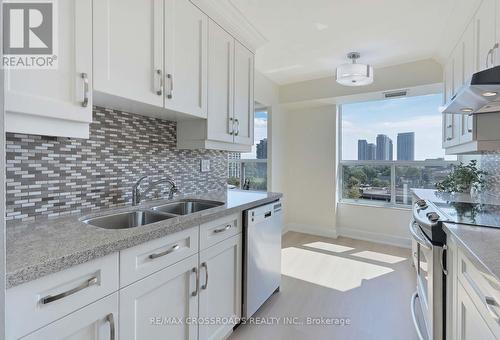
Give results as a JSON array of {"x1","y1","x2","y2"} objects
[
  {"x1": 5, "y1": 0, "x2": 92, "y2": 138},
  {"x1": 233, "y1": 41, "x2": 254, "y2": 145},
  {"x1": 207, "y1": 20, "x2": 235, "y2": 143},
  {"x1": 443, "y1": 113, "x2": 460, "y2": 148},
  {"x1": 453, "y1": 42, "x2": 464, "y2": 96},
  {"x1": 199, "y1": 234, "x2": 242, "y2": 340},
  {"x1": 22, "y1": 294, "x2": 118, "y2": 340},
  {"x1": 93, "y1": 0, "x2": 164, "y2": 108},
  {"x1": 165, "y1": 0, "x2": 208, "y2": 118},
  {"x1": 120, "y1": 254, "x2": 199, "y2": 340},
  {"x1": 475, "y1": 0, "x2": 496, "y2": 71},
  {"x1": 456, "y1": 282, "x2": 497, "y2": 340}
]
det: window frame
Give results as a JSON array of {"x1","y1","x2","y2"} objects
[{"x1": 337, "y1": 97, "x2": 457, "y2": 209}]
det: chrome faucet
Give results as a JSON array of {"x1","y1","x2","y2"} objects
[{"x1": 132, "y1": 176, "x2": 179, "y2": 206}]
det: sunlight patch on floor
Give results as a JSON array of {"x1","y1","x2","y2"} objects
[
  {"x1": 350, "y1": 250, "x2": 407, "y2": 264},
  {"x1": 282, "y1": 247, "x2": 394, "y2": 292},
  {"x1": 302, "y1": 241, "x2": 354, "y2": 253}
]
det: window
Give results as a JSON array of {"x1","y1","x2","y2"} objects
[
  {"x1": 228, "y1": 107, "x2": 268, "y2": 191},
  {"x1": 339, "y1": 94, "x2": 457, "y2": 206}
]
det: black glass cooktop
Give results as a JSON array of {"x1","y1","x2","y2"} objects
[{"x1": 432, "y1": 201, "x2": 500, "y2": 228}]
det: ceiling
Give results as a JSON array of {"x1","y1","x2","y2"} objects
[{"x1": 230, "y1": 0, "x2": 457, "y2": 84}]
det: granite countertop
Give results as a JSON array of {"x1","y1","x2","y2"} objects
[
  {"x1": 413, "y1": 189, "x2": 500, "y2": 285},
  {"x1": 444, "y1": 222, "x2": 500, "y2": 285},
  {"x1": 6, "y1": 190, "x2": 282, "y2": 289}
]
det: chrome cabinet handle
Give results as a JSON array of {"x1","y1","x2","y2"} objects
[
  {"x1": 446, "y1": 137, "x2": 452, "y2": 141},
  {"x1": 191, "y1": 267, "x2": 199, "y2": 297},
  {"x1": 81, "y1": 73, "x2": 89, "y2": 107},
  {"x1": 106, "y1": 313, "x2": 115, "y2": 340},
  {"x1": 234, "y1": 119, "x2": 240, "y2": 136},
  {"x1": 229, "y1": 117, "x2": 234, "y2": 135},
  {"x1": 155, "y1": 69, "x2": 163, "y2": 96},
  {"x1": 40, "y1": 276, "x2": 98, "y2": 305},
  {"x1": 213, "y1": 224, "x2": 231, "y2": 234},
  {"x1": 410, "y1": 292, "x2": 426, "y2": 340},
  {"x1": 166, "y1": 74, "x2": 173, "y2": 99},
  {"x1": 148, "y1": 244, "x2": 180, "y2": 260},
  {"x1": 201, "y1": 262, "x2": 209, "y2": 290},
  {"x1": 440, "y1": 244, "x2": 448, "y2": 276},
  {"x1": 485, "y1": 296, "x2": 500, "y2": 324}
]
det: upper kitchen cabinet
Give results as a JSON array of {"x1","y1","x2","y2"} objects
[
  {"x1": 93, "y1": 0, "x2": 164, "y2": 111},
  {"x1": 441, "y1": 0, "x2": 500, "y2": 154},
  {"x1": 233, "y1": 41, "x2": 255, "y2": 145},
  {"x1": 5, "y1": 0, "x2": 93, "y2": 138},
  {"x1": 474, "y1": 0, "x2": 496, "y2": 71},
  {"x1": 93, "y1": 0, "x2": 208, "y2": 120},
  {"x1": 164, "y1": 0, "x2": 208, "y2": 118},
  {"x1": 177, "y1": 20, "x2": 254, "y2": 152}
]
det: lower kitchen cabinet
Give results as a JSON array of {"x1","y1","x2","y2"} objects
[
  {"x1": 119, "y1": 254, "x2": 199, "y2": 340},
  {"x1": 199, "y1": 234, "x2": 242, "y2": 340},
  {"x1": 456, "y1": 282, "x2": 497, "y2": 340},
  {"x1": 22, "y1": 293, "x2": 118, "y2": 340}
]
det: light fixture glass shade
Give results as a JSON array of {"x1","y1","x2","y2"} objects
[{"x1": 336, "y1": 63, "x2": 374, "y2": 86}]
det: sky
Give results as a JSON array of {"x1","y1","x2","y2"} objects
[
  {"x1": 341, "y1": 94, "x2": 456, "y2": 161},
  {"x1": 241, "y1": 110, "x2": 268, "y2": 159}
]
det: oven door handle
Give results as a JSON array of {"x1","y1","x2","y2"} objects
[
  {"x1": 409, "y1": 220, "x2": 432, "y2": 250},
  {"x1": 411, "y1": 291, "x2": 427, "y2": 340}
]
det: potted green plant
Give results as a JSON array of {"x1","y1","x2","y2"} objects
[{"x1": 435, "y1": 160, "x2": 487, "y2": 194}]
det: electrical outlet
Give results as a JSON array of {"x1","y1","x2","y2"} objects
[{"x1": 200, "y1": 159, "x2": 210, "y2": 172}]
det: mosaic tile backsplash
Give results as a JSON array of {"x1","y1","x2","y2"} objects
[
  {"x1": 6, "y1": 107, "x2": 228, "y2": 222},
  {"x1": 479, "y1": 153, "x2": 500, "y2": 197}
]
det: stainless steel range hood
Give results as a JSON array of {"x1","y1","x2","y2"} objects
[{"x1": 441, "y1": 66, "x2": 500, "y2": 115}]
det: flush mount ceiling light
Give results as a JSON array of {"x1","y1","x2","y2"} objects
[
  {"x1": 482, "y1": 91, "x2": 498, "y2": 97},
  {"x1": 460, "y1": 107, "x2": 474, "y2": 113},
  {"x1": 336, "y1": 52, "x2": 374, "y2": 87}
]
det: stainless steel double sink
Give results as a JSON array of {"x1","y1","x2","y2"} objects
[{"x1": 81, "y1": 199, "x2": 224, "y2": 230}]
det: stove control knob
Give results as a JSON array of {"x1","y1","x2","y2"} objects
[
  {"x1": 416, "y1": 199, "x2": 428, "y2": 208},
  {"x1": 427, "y1": 212, "x2": 440, "y2": 223}
]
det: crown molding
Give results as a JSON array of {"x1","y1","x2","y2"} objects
[{"x1": 190, "y1": 0, "x2": 268, "y2": 52}]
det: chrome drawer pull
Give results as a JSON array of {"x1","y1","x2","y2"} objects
[
  {"x1": 40, "y1": 276, "x2": 98, "y2": 305},
  {"x1": 485, "y1": 296, "x2": 500, "y2": 324},
  {"x1": 149, "y1": 244, "x2": 180, "y2": 260},
  {"x1": 106, "y1": 313, "x2": 116, "y2": 340},
  {"x1": 201, "y1": 262, "x2": 209, "y2": 290},
  {"x1": 213, "y1": 225, "x2": 232, "y2": 234}
]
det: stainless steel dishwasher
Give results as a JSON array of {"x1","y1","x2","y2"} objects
[{"x1": 243, "y1": 200, "x2": 283, "y2": 318}]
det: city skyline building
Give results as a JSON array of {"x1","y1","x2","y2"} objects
[
  {"x1": 376, "y1": 134, "x2": 393, "y2": 160},
  {"x1": 397, "y1": 132, "x2": 415, "y2": 160},
  {"x1": 256, "y1": 138, "x2": 268, "y2": 159}
]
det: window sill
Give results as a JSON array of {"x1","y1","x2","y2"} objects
[{"x1": 338, "y1": 200, "x2": 411, "y2": 211}]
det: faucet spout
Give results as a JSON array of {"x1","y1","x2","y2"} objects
[{"x1": 132, "y1": 176, "x2": 178, "y2": 206}]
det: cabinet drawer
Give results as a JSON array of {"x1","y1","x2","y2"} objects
[
  {"x1": 6, "y1": 253, "x2": 119, "y2": 340},
  {"x1": 457, "y1": 248, "x2": 500, "y2": 336},
  {"x1": 120, "y1": 227, "x2": 199, "y2": 287},
  {"x1": 21, "y1": 293, "x2": 118, "y2": 340},
  {"x1": 200, "y1": 213, "x2": 241, "y2": 250}
]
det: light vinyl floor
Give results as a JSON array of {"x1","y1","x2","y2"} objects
[{"x1": 230, "y1": 231, "x2": 418, "y2": 340}]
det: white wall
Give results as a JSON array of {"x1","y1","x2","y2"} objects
[
  {"x1": 254, "y1": 71, "x2": 287, "y2": 195},
  {"x1": 337, "y1": 204, "x2": 412, "y2": 247},
  {"x1": 283, "y1": 105, "x2": 337, "y2": 238}
]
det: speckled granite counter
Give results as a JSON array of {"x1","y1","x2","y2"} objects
[
  {"x1": 443, "y1": 223, "x2": 500, "y2": 285},
  {"x1": 412, "y1": 189, "x2": 500, "y2": 285},
  {"x1": 6, "y1": 190, "x2": 282, "y2": 289}
]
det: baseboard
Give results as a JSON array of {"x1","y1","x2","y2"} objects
[
  {"x1": 337, "y1": 227, "x2": 411, "y2": 249},
  {"x1": 285, "y1": 223, "x2": 338, "y2": 239}
]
